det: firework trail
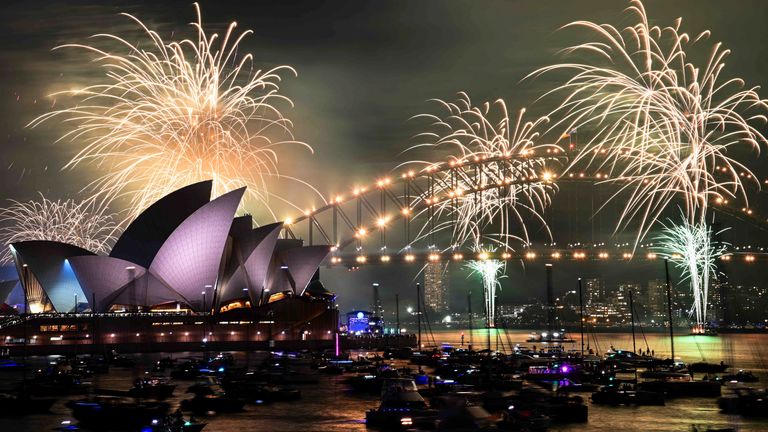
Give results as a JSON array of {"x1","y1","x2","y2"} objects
[
  {"x1": 654, "y1": 214, "x2": 728, "y2": 326},
  {"x1": 0, "y1": 194, "x2": 118, "y2": 263},
  {"x1": 30, "y1": 3, "x2": 320, "y2": 222},
  {"x1": 464, "y1": 247, "x2": 506, "y2": 329},
  {"x1": 405, "y1": 93, "x2": 559, "y2": 251},
  {"x1": 530, "y1": 0, "x2": 768, "y2": 243}
]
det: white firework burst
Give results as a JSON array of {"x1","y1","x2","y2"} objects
[
  {"x1": 30, "y1": 3, "x2": 320, "y2": 222},
  {"x1": 0, "y1": 194, "x2": 118, "y2": 263},
  {"x1": 405, "y1": 92, "x2": 559, "y2": 251},
  {"x1": 531, "y1": 0, "x2": 768, "y2": 243},
  {"x1": 464, "y1": 246, "x2": 506, "y2": 329},
  {"x1": 654, "y1": 215, "x2": 728, "y2": 326}
]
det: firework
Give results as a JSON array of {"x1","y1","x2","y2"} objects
[
  {"x1": 0, "y1": 194, "x2": 118, "y2": 263},
  {"x1": 30, "y1": 3, "x2": 319, "y2": 222},
  {"x1": 531, "y1": 0, "x2": 768, "y2": 243},
  {"x1": 406, "y1": 93, "x2": 559, "y2": 251},
  {"x1": 653, "y1": 215, "x2": 727, "y2": 326},
  {"x1": 464, "y1": 246, "x2": 506, "y2": 328}
]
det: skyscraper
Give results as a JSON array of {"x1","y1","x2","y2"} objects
[
  {"x1": 615, "y1": 282, "x2": 641, "y2": 324},
  {"x1": 645, "y1": 279, "x2": 667, "y2": 320},
  {"x1": 424, "y1": 261, "x2": 449, "y2": 313},
  {"x1": 583, "y1": 277, "x2": 604, "y2": 312}
]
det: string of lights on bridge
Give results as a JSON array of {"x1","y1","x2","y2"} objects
[
  {"x1": 277, "y1": 150, "x2": 768, "y2": 265},
  {"x1": 327, "y1": 244, "x2": 768, "y2": 267}
]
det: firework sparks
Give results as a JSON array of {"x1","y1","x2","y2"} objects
[
  {"x1": 0, "y1": 194, "x2": 118, "y2": 263},
  {"x1": 531, "y1": 0, "x2": 768, "y2": 243},
  {"x1": 464, "y1": 246, "x2": 506, "y2": 328},
  {"x1": 30, "y1": 3, "x2": 320, "y2": 222},
  {"x1": 653, "y1": 215, "x2": 728, "y2": 326},
  {"x1": 405, "y1": 93, "x2": 559, "y2": 251}
]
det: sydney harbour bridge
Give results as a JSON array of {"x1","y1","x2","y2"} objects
[{"x1": 280, "y1": 146, "x2": 768, "y2": 266}]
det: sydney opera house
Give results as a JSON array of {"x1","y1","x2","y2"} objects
[{"x1": 0, "y1": 181, "x2": 338, "y2": 353}]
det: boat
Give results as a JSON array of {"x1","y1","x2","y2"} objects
[
  {"x1": 129, "y1": 377, "x2": 177, "y2": 399},
  {"x1": 142, "y1": 411, "x2": 207, "y2": 432},
  {"x1": 67, "y1": 396, "x2": 170, "y2": 429},
  {"x1": 516, "y1": 387, "x2": 588, "y2": 423},
  {"x1": 365, "y1": 377, "x2": 438, "y2": 429},
  {"x1": 639, "y1": 374, "x2": 721, "y2": 397},
  {"x1": 720, "y1": 370, "x2": 758, "y2": 383},
  {"x1": 718, "y1": 387, "x2": 768, "y2": 417},
  {"x1": 180, "y1": 394, "x2": 245, "y2": 414},
  {"x1": 170, "y1": 359, "x2": 207, "y2": 380},
  {"x1": 0, "y1": 359, "x2": 25, "y2": 372},
  {"x1": 604, "y1": 349, "x2": 656, "y2": 367},
  {"x1": 432, "y1": 396, "x2": 495, "y2": 431},
  {"x1": 221, "y1": 375, "x2": 301, "y2": 403},
  {"x1": 109, "y1": 351, "x2": 136, "y2": 368},
  {"x1": 688, "y1": 362, "x2": 729, "y2": 374},
  {"x1": 181, "y1": 378, "x2": 245, "y2": 413},
  {"x1": 0, "y1": 393, "x2": 57, "y2": 415},
  {"x1": 526, "y1": 330, "x2": 574, "y2": 344},
  {"x1": 690, "y1": 426, "x2": 734, "y2": 432},
  {"x1": 591, "y1": 383, "x2": 665, "y2": 406},
  {"x1": 24, "y1": 370, "x2": 91, "y2": 396},
  {"x1": 498, "y1": 404, "x2": 550, "y2": 431},
  {"x1": 689, "y1": 325, "x2": 719, "y2": 336}
]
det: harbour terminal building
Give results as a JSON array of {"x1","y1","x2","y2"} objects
[{"x1": 0, "y1": 181, "x2": 338, "y2": 353}]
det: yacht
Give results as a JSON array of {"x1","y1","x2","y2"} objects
[{"x1": 365, "y1": 377, "x2": 438, "y2": 429}]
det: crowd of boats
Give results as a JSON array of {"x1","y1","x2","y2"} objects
[
  {"x1": 0, "y1": 350, "x2": 308, "y2": 431},
  {"x1": 326, "y1": 338, "x2": 767, "y2": 431},
  {"x1": 0, "y1": 338, "x2": 763, "y2": 430}
]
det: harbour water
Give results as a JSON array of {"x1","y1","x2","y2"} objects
[{"x1": 0, "y1": 330, "x2": 766, "y2": 431}]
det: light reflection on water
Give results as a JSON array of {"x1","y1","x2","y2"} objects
[
  {"x1": 0, "y1": 330, "x2": 766, "y2": 431},
  {"x1": 430, "y1": 329, "x2": 768, "y2": 373}
]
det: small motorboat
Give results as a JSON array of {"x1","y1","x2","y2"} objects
[
  {"x1": 67, "y1": 396, "x2": 170, "y2": 429},
  {"x1": 718, "y1": 387, "x2": 768, "y2": 417},
  {"x1": 222, "y1": 379, "x2": 301, "y2": 403},
  {"x1": 639, "y1": 374, "x2": 722, "y2": 398},
  {"x1": 0, "y1": 393, "x2": 57, "y2": 415},
  {"x1": 526, "y1": 330, "x2": 574, "y2": 344},
  {"x1": 365, "y1": 377, "x2": 438, "y2": 429},
  {"x1": 688, "y1": 362, "x2": 729, "y2": 374},
  {"x1": 181, "y1": 378, "x2": 245, "y2": 413},
  {"x1": 721, "y1": 370, "x2": 758, "y2": 383},
  {"x1": 498, "y1": 405, "x2": 550, "y2": 431},
  {"x1": 142, "y1": 411, "x2": 207, "y2": 432},
  {"x1": 109, "y1": 351, "x2": 136, "y2": 368},
  {"x1": 433, "y1": 396, "x2": 494, "y2": 431},
  {"x1": 180, "y1": 394, "x2": 245, "y2": 414},
  {"x1": 24, "y1": 369, "x2": 91, "y2": 396},
  {"x1": 591, "y1": 383, "x2": 665, "y2": 406},
  {"x1": 129, "y1": 377, "x2": 177, "y2": 399}
]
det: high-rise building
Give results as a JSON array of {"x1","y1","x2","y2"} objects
[
  {"x1": 371, "y1": 283, "x2": 384, "y2": 319},
  {"x1": 424, "y1": 261, "x2": 449, "y2": 313},
  {"x1": 614, "y1": 282, "x2": 641, "y2": 324},
  {"x1": 583, "y1": 277, "x2": 604, "y2": 311},
  {"x1": 645, "y1": 279, "x2": 667, "y2": 320}
]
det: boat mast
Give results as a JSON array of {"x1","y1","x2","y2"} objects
[
  {"x1": 664, "y1": 259, "x2": 675, "y2": 362},
  {"x1": 546, "y1": 264, "x2": 554, "y2": 334},
  {"x1": 416, "y1": 283, "x2": 421, "y2": 350},
  {"x1": 629, "y1": 289, "x2": 636, "y2": 355},
  {"x1": 395, "y1": 294, "x2": 400, "y2": 335},
  {"x1": 578, "y1": 278, "x2": 584, "y2": 356},
  {"x1": 467, "y1": 292, "x2": 473, "y2": 351}
]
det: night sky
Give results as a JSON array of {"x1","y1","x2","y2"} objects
[{"x1": 2, "y1": 0, "x2": 768, "y2": 313}]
